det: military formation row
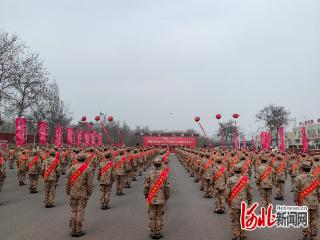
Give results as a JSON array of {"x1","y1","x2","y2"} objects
[{"x1": 175, "y1": 148, "x2": 320, "y2": 240}]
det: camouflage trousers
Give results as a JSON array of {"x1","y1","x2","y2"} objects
[
  {"x1": 100, "y1": 184, "x2": 112, "y2": 206},
  {"x1": 275, "y1": 181, "x2": 285, "y2": 197},
  {"x1": 69, "y1": 198, "x2": 88, "y2": 235},
  {"x1": 115, "y1": 174, "x2": 125, "y2": 194},
  {"x1": 131, "y1": 166, "x2": 138, "y2": 181},
  {"x1": 259, "y1": 188, "x2": 272, "y2": 208},
  {"x1": 124, "y1": 171, "x2": 132, "y2": 188},
  {"x1": 17, "y1": 170, "x2": 26, "y2": 184},
  {"x1": 0, "y1": 179, "x2": 4, "y2": 192},
  {"x1": 213, "y1": 189, "x2": 225, "y2": 211},
  {"x1": 138, "y1": 164, "x2": 143, "y2": 176},
  {"x1": 28, "y1": 174, "x2": 39, "y2": 192},
  {"x1": 290, "y1": 176, "x2": 296, "y2": 191},
  {"x1": 148, "y1": 204, "x2": 165, "y2": 233},
  {"x1": 43, "y1": 180, "x2": 56, "y2": 206},
  {"x1": 9, "y1": 159, "x2": 15, "y2": 169},
  {"x1": 303, "y1": 208, "x2": 318, "y2": 240},
  {"x1": 230, "y1": 209, "x2": 246, "y2": 240},
  {"x1": 60, "y1": 163, "x2": 67, "y2": 175},
  {"x1": 203, "y1": 179, "x2": 212, "y2": 197}
]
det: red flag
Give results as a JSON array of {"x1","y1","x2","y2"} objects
[
  {"x1": 84, "y1": 131, "x2": 91, "y2": 146},
  {"x1": 38, "y1": 121, "x2": 48, "y2": 145},
  {"x1": 301, "y1": 127, "x2": 308, "y2": 153},
  {"x1": 66, "y1": 128, "x2": 74, "y2": 146},
  {"x1": 279, "y1": 127, "x2": 285, "y2": 152},
  {"x1": 15, "y1": 117, "x2": 27, "y2": 147},
  {"x1": 97, "y1": 133, "x2": 103, "y2": 147},
  {"x1": 75, "y1": 130, "x2": 82, "y2": 146},
  {"x1": 54, "y1": 125, "x2": 63, "y2": 147}
]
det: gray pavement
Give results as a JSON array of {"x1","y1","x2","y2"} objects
[{"x1": 0, "y1": 154, "x2": 306, "y2": 240}]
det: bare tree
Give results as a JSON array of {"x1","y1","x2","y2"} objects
[
  {"x1": 6, "y1": 51, "x2": 49, "y2": 117},
  {"x1": 0, "y1": 32, "x2": 24, "y2": 124},
  {"x1": 256, "y1": 104, "x2": 290, "y2": 145}
]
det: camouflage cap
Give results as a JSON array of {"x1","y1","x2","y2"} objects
[
  {"x1": 314, "y1": 155, "x2": 320, "y2": 161},
  {"x1": 240, "y1": 155, "x2": 246, "y2": 161},
  {"x1": 78, "y1": 154, "x2": 86, "y2": 161},
  {"x1": 234, "y1": 164, "x2": 242, "y2": 173},
  {"x1": 216, "y1": 157, "x2": 222, "y2": 163},
  {"x1": 153, "y1": 157, "x2": 162, "y2": 165},
  {"x1": 50, "y1": 151, "x2": 56, "y2": 156},
  {"x1": 105, "y1": 153, "x2": 111, "y2": 158},
  {"x1": 301, "y1": 161, "x2": 311, "y2": 170}
]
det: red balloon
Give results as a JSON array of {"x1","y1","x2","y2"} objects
[
  {"x1": 95, "y1": 116, "x2": 101, "y2": 121},
  {"x1": 108, "y1": 116, "x2": 113, "y2": 122},
  {"x1": 232, "y1": 113, "x2": 239, "y2": 119},
  {"x1": 194, "y1": 116, "x2": 200, "y2": 122},
  {"x1": 81, "y1": 116, "x2": 87, "y2": 122},
  {"x1": 216, "y1": 114, "x2": 222, "y2": 120}
]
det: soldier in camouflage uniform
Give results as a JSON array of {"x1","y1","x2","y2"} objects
[
  {"x1": 273, "y1": 155, "x2": 287, "y2": 200},
  {"x1": 210, "y1": 157, "x2": 227, "y2": 214},
  {"x1": 8, "y1": 146, "x2": 16, "y2": 169},
  {"x1": 225, "y1": 164, "x2": 252, "y2": 240},
  {"x1": 255, "y1": 156, "x2": 273, "y2": 208},
  {"x1": 27, "y1": 151, "x2": 42, "y2": 193},
  {"x1": 97, "y1": 152, "x2": 115, "y2": 209},
  {"x1": 0, "y1": 151, "x2": 6, "y2": 193},
  {"x1": 294, "y1": 161, "x2": 320, "y2": 240},
  {"x1": 17, "y1": 150, "x2": 28, "y2": 186},
  {"x1": 114, "y1": 149, "x2": 126, "y2": 195},
  {"x1": 288, "y1": 154, "x2": 300, "y2": 192},
  {"x1": 66, "y1": 153, "x2": 93, "y2": 237},
  {"x1": 144, "y1": 157, "x2": 170, "y2": 239},
  {"x1": 41, "y1": 151, "x2": 60, "y2": 208},
  {"x1": 131, "y1": 149, "x2": 139, "y2": 181},
  {"x1": 124, "y1": 149, "x2": 133, "y2": 188}
]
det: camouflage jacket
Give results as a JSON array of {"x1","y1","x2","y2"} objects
[
  {"x1": 210, "y1": 163, "x2": 227, "y2": 190},
  {"x1": 97, "y1": 159, "x2": 115, "y2": 185},
  {"x1": 294, "y1": 172, "x2": 320, "y2": 209},
  {"x1": 256, "y1": 163, "x2": 273, "y2": 188},
  {"x1": 41, "y1": 156, "x2": 60, "y2": 181},
  {"x1": 144, "y1": 167, "x2": 170, "y2": 205},
  {"x1": 225, "y1": 174, "x2": 252, "y2": 209},
  {"x1": 66, "y1": 162, "x2": 93, "y2": 199},
  {"x1": 27, "y1": 156, "x2": 42, "y2": 175}
]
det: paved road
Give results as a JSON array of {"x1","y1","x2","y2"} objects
[{"x1": 0, "y1": 154, "x2": 304, "y2": 240}]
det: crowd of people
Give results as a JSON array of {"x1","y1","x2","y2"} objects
[
  {"x1": 175, "y1": 147, "x2": 320, "y2": 240},
  {"x1": 0, "y1": 145, "x2": 320, "y2": 240},
  {"x1": 0, "y1": 146, "x2": 170, "y2": 239}
]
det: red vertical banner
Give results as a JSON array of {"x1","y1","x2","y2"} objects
[
  {"x1": 38, "y1": 121, "x2": 48, "y2": 145},
  {"x1": 66, "y1": 128, "x2": 74, "y2": 146},
  {"x1": 234, "y1": 121, "x2": 239, "y2": 149},
  {"x1": 279, "y1": 127, "x2": 285, "y2": 152},
  {"x1": 15, "y1": 117, "x2": 27, "y2": 147},
  {"x1": 75, "y1": 130, "x2": 82, "y2": 146},
  {"x1": 97, "y1": 133, "x2": 103, "y2": 147},
  {"x1": 54, "y1": 125, "x2": 63, "y2": 147},
  {"x1": 90, "y1": 131, "x2": 96, "y2": 146},
  {"x1": 84, "y1": 131, "x2": 91, "y2": 146},
  {"x1": 301, "y1": 127, "x2": 308, "y2": 153}
]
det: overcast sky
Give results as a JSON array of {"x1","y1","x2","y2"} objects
[{"x1": 1, "y1": 0, "x2": 319, "y2": 136}]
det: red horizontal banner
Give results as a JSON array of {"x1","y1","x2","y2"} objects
[{"x1": 143, "y1": 136, "x2": 196, "y2": 147}]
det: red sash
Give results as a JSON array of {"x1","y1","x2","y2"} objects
[
  {"x1": 298, "y1": 179, "x2": 319, "y2": 205},
  {"x1": 28, "y1": 156, "x2": 39, "y2": 169},
  {"x1": 213, "y1": 166, "x2": 225, "y2": 181},
  {"x1": 271, "y1": 157, "x2": 277, "y2": 165},
  {"x1": 292, "y1": 157, "x2": 301, "y2": 172},
  {"x1": 276, "y1": 160, "x2": 287, "y2": 174},
  {"x1": 241, "y1": 159, "x2": 251, "y2": 175},
  {"x1": 69, "y1": 163, "x2": 89, "y2": 186},
  {"x1": 43, "y1": 155, "x2": 59, "y2": 179},
  {"x1": 0, "y1": 156, "x2": 4, "y2": 164},
  {"x1": 100, "y1": 161, "x2": 113, "y2": 175},
  {"x1": 86, "y1": 153, "x2": 95, "y2": 164},
  {"x1": 147, "y1": 167, "x2": 170, "y2": 205},
  {"x1": 72, "y1": 159, "x2": 78, "y2": 165},
  {"x1": 259, "y1": 166, "x2": 272, "y2": 181},
  {"x1": 313, "y1": 165, "x2": 320, "y2": 177},
  {"x1": 163, "y1": 151, "x2": 169, "y2": 163},
  {"x1": 203, "y1": 159, "x2": 214, "y2": 172},
  {"x1": 229, "y1": 176, "x2": 248, "y2": 204},
  {"x1": 222, "y1": 154, "x2": 231, "y2": 164},
  {"x1": 230, "y1": 155, "x2": 239, "y2": 169},
  {"x1": 115, "y1": 156, "x2": 126, "y2": 169},
  {"x1": 42, "y1": 152, "x2": 50, "y2": 161},
  {"x1": 18, "y1": 155, "x2": 28, "y2": 165}
]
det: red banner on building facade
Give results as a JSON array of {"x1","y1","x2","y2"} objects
[
  {"x1": 97, "y1": 133, "x2": 103, "y2": 147},
  {"x1": 84, "y1": 131, "x2": 91, "y2": 146},
  {"x1": 143, "y1": 136, "x2": 196, "y2": 147},
  {"x1": 15, "y1": 117, "x2": 27, "y2": 147}
]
